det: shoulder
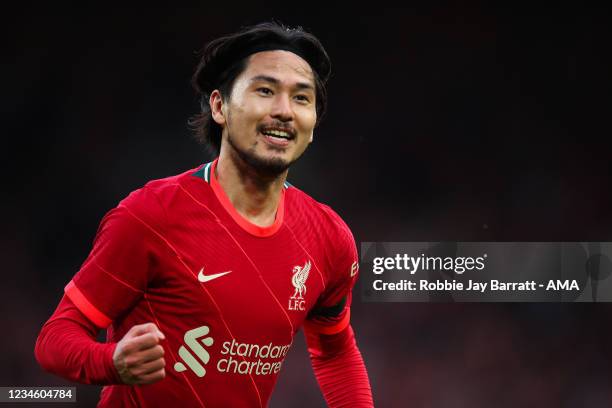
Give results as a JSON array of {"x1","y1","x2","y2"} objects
[
  {"x1": 116, "y1": 166, "x2": 203, "y2": 225},
  {"x1": 285, "y1": 186, "x2": 355, "y2": 247}
]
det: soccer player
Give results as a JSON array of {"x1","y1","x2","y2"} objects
[{"x1": 35, "y1": 22, "x2": 374, "y2": 407}]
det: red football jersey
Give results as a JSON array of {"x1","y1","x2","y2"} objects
[{"x1": 65, "y1": 158, "x2": 359, "y2": 407}]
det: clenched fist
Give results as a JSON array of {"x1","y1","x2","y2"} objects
[{"x1": 113, "y1": 323, "x2": 166, "y2": 385}]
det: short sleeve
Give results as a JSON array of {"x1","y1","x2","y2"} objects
[
  {"x1": 65, "y1": 188, "x2": 164, "y2": 328},
  {"x1": 305, "y1": 216, "x2": 359, "y2": 335}
]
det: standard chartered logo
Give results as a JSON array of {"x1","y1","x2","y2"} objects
[
  {"x1": 174, "y1": 325, "x2": 293, "y2": 378},
  {"x1": 173, "y1": 326, "x2": 214, "y2": 378}
]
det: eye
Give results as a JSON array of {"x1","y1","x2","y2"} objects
[
  {"x1": 294, "y1": 94, "x2": 311, "y2": 103},
  {"x1": 256, "y1": 87, "x2": 273, "y2": 96}
]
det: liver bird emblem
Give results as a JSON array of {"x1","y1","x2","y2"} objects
[{"x1": 291, "y1": 260, "x2": 311, "y2": 299}]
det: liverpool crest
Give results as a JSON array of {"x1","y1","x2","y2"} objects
[{"x1": 288, "y1": 260, "x2": 311, "y2": 311}]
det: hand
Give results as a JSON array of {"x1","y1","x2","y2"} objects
[{"x1": 112, "y1": 322, "x2": 166, "y2": 385}]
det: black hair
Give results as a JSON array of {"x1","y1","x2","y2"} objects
[{"x1": 188, "y1": 21, "x2": 331, "y2": 154}]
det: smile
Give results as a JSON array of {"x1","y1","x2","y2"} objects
[
  {"x1": 258, "y1": 126, "x2": 296, "y2": 148},
  {"x1": 259, "y1": 131, "x2": 293, "y2": 148},
  {"x1": 261, "y1": 129, "x2": 293, "y2": 139}
]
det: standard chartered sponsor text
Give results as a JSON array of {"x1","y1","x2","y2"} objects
[{"x1": 216, "y1": 339, "x2": 292, "y2": 376}]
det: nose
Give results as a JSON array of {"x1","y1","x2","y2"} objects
[{"x1": 270, "y1": 93, "x2": 294, "y2": 122}]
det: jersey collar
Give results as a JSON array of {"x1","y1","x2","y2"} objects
[{"x1": 201, "y1": 158, "x2": 286, "y2": 237}]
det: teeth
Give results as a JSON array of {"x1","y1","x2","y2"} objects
[{"x1": 262, "y1": 129, "x2": 290, "y2": 139}]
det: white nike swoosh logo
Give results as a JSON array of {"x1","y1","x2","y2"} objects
[{"x1": 197, "y1": 268, "x2": 232, "y2": 283}]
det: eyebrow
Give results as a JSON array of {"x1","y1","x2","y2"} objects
[{"x1": 249, "y1": 75, "x2": 315, "y2": 91}]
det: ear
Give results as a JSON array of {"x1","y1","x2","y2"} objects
[
  {"x1": 210, "y1": 90, "x2": 226, "y2": 126},
  {"x1": 309, "y1": 132, "x2": 314, "y2": 143}
]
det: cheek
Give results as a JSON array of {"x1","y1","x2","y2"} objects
[
  {"x1": 232, "y1": 97, "x2": 268, "y2": 122},
  {"x1": 297, "y1": 108, "x2": 317, "y2": 131}
]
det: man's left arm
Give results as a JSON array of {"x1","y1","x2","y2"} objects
[{"x1": 304, "y1": 318, "x2": 374, "y2": 407}]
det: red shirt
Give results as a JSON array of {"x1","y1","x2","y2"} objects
[{"x1": 65, "y1": 159, "x2": 359, "y2": 407}]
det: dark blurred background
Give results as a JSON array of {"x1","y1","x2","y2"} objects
[{"x1": 3, "y1": 3, "x2": 612, "y2": 407}]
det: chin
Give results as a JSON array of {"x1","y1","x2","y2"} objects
[
  {"x1": 254, "y1": 155, "x2": 292, "y2": 175},
  {"x1": 237, "y1": 149, "x2": 293, "y2": 176}
]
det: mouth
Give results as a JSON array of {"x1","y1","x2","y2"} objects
[{"x1": 259, "y1": 127, "x2": 296, "y2": 148}]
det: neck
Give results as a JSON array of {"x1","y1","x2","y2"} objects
[{"x1": 215, "y1": 148, "x2": 287, "y2": 228}]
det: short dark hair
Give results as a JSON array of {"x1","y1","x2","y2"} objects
[{"x1": 189, "y1": 21, "x2": 332, "y2": 154}]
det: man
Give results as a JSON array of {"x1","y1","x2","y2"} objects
[{"x1": 35, "y1": 22, "x2": 374, "y2": 407}]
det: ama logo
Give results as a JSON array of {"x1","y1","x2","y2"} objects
[{"x1": 174, "y1": 326, "x2": 214, "y2": 378}]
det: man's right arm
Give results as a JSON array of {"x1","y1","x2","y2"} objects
[
  {"x1": 35, "y1": 295, "x2": 166, "y2": 385},
  {"x1": 35, "y1": 295, "x2": 120, "y2": 384},
  {"x1": 35, "y1": 188, "x2": 168, "y2": 385}
]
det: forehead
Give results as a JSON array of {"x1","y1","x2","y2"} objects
[{"x1": 240, "y1": 50, "x2": 315, "y2": 85}]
